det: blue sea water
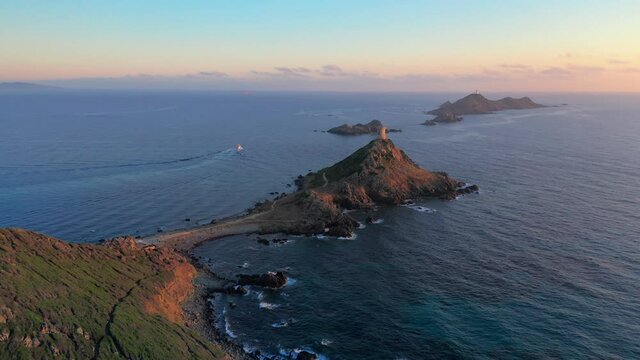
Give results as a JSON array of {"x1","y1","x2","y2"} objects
[{"x1": 1, "y1": 90, "x2": 639, "y2": 359}]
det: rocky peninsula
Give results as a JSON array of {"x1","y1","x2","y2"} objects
[
  {"x1": 149, "y1": 132, "x2": 477, "y2": 249},
  {"x1": 327, "y1": 119, "x2": 400, "y2": 135},
  {"x1": 424, "y1": 93, "x2": 545, "y2": 125},
  {"x1": 1, "y1": 133, "x2": 477, "y2": 360}
]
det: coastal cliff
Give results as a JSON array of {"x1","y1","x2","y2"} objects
[
  {"x1": 0, "y1": 228, "x2": 228, "y2": 359},
  {"x1": 424, "y1": 93, "x2": 545, "y2": 125}
]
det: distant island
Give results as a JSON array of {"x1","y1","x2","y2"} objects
[
  {"x1": 0, "y1": 82, "x2": 59, "y2": 90},
  {"x1": 327, "y1": 119, "x2": 401, "y2": 135},
  {"x1": 424, "y1": 93, "x2": 545, "y2": 125}
]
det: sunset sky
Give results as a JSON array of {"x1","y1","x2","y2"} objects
[{"x1": 1, "y1": 0, "x2": 639, "y2": 91}]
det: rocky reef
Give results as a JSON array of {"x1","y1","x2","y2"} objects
[
  {"x1": 327, "y1": 119, "x2": 401, "y2": 135},
  {"x1": 424, "y1": 93, "x2": 545, "y2": 125}
]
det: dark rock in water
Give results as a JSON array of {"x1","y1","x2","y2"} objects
[
  {"x1": 327, "y1": 119, "x2": 400, "y2": 135},
  {"x1": 257, "y1": 237, "x2": 270, "y2": 246},
  {"x1": 365, "y1": 216, "x2": 377, "y2": 224},
  {"x1": 209, "y1": 218, "x2": 217, "y2": 224},
  {"x1": 439, "y1": 184, "x2": 480, "y2": 200},
  {"x1": 457, "y1": 184, "x2": 479, "y2": 194},
  {"x1": 271, "y1": 238, "x2": 288, "y2": 244},
  {"x1": 184, "y1": 218, "x2": 191, "y2": 222},
  {"x1": 156, "y1": 228, "x2": 163, "y2": 233},
  {"x1": 238, "y1": 271, "x2": 287, "y2": 288},
  {"x1": 223, "y1": 285, "x2": 247, "y2": 295},
  {"x1": 424, "y1": 111, "x2": 463, "y2": 125},
  {"x1": 297, "y1": 351, "x2": 318, "y2": 360},
  {"x1": 325, "y1": 225, "x2": 353, "y2": 238},
  {"x1": 229, "y1": 302, "x2": 237, "y2": 309}
]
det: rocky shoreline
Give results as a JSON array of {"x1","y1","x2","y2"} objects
[{"x1": 182, "y1": 264, "x2": 259, "y2": 360}]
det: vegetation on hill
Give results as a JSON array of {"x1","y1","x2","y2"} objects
[
  {"x1": 327, "y1": 120, "x2": 400, "y2": 135},
  {"x1": 0, "y1": 228, "x2": 227, "y2": 360}
]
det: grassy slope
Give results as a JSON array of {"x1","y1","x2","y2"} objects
[
  {"x1": 0, "y1": 228, "x2": 226, "y2": 360},
  {"x1": 307, "y1": 140, "x2": 375, "y2": 187}
]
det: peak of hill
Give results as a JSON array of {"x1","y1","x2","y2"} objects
[
  {"x1": 304, "y1": 139, "x2": 460, "y2": 205},
  {"x1": 327, "y1": 120, "x2": 401, "y2": 135},
  {"x1": 0, "y1": 228, "x2": 226, "y2": 359}
]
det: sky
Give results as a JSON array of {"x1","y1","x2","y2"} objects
[{"x1": 1, "y1": 0, "x2": 639, "y2": 91}]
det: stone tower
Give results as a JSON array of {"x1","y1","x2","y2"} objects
[{"x1": 379, "y1": 126, "x2": 387, "y2": 140}]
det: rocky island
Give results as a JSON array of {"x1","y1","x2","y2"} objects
[
  {"x1": 327, "y1": 119, "x2": 401, "y2": 135},
  {"x1": 424, "y1": 93, "x2": 545, "y2": 125}
]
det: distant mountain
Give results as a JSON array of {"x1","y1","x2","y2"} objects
[
  {"x1": 0, "y1": 82, "x2": 59, "y2": 90},
  {"x1": 327, "y1": 119, "x2": 401, "y2": 135},
  {"x1": 424, "y1": 93, "x2": 545, "y2": 125}
]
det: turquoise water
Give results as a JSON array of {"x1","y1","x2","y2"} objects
[{"x1": 2, "y1": 91, "x2": 639, "y2": 358}]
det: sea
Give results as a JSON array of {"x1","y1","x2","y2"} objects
[{"x1": 1, "y1": 90, "x2": 639, "y2": 359}]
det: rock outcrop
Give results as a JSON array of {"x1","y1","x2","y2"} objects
[
  {"x1": 237, "y1": 272, "x2": 288, "y2": 288},
  {"x1": 424, "y1": 93, "x2": 545, "y2": 125},
  {"x1": 328, "y1": 120, "x2": 401, "y2": 135}
]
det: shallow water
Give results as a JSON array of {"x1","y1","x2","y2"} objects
[{"x1": 2, "y1": 90, "x2": 640, "y2": 358}]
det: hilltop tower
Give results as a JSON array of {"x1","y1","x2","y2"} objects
[{"x1": 379, "y1": 126, "x2": 387, "y2": 140}]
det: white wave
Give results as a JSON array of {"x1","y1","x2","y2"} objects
[
  {"x1": 358, "y1": 222, "x2": 366, "y2": 229},
  {"x1": 224, "y1": 316, "x2": 237, "y2": 338},
  {"x1": 286, "y1": 277, "x2": 298, "y2": 286},
  {"x1": 271, "y1": 318, "x2": 296, "y2": 328},
  {"x1": 338, "y1": 233, "x2": 357, "y2": 240},
  {"x1": 259, "y1": 302, "x2": 280, "y2": 310},
  {"x1": 371, "y1": 218, "x2": 384, "y2": 224},
  {"x1": 320, "y1": 338, "x2": 333, "y2": 346},
  {"x1": 402, "y1": 204, "x2": 436, "y2": 213}
]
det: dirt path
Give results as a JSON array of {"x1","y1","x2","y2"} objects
[{"x1": 93, "y1": 274, "x2": 156, "y2": 360}]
